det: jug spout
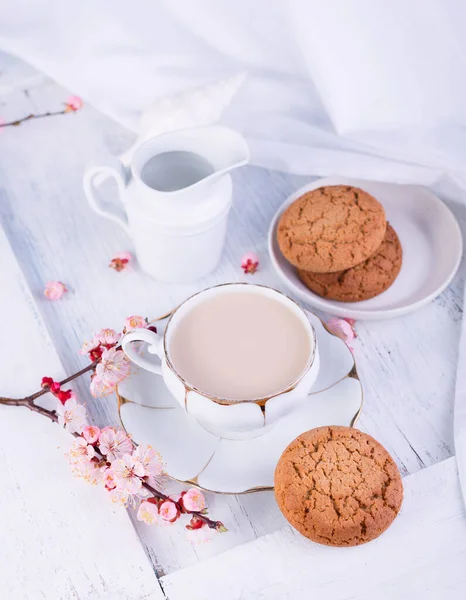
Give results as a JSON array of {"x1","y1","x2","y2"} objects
[{"x1": 196, "y1": 125, "x2": 250, "y2": 181}]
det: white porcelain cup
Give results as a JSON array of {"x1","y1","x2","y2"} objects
[{"x1": 121, "y1": 283, "x2": 320, "y2": 439}]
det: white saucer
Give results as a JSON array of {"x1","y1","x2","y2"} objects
[
  {"x1": 117, "y1": 312, "x2": 362, "y2": 494},
  {"x1": 268, "y1": 176, "x2": 462, "y2": 320}
]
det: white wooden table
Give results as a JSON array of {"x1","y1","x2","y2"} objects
[{"x1": 1, "y1": 53, "x2": 465, "y2": 598}]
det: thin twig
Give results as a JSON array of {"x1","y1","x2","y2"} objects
[
  {"x1": 0, "y1": 110, "x2": 69, "y2": 128},
  {"x1": 141, "y1": 481, "x2": 222, "y2": 530}
]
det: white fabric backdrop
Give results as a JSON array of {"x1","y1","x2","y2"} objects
[
  {"x1": 2, "y1": 0, "x2": 466, "y2": 187},
  {"x1": 1, "y1": 0, "x2": 466, "y2": 499}
]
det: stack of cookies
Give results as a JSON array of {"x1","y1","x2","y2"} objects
[{"x1": 277, "y1": 185, "x2": 402, "y2": 302}]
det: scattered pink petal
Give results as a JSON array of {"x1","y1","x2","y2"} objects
[
  {"x1": 137, "y1": 500, "x2": 160, "y2": 525},
  {"x1": 241, "y1": 252, "x2": 259, "y2": 274},
  {"x1": 95, "y1": 347, "x2": 131, "y2": 387},
  {"x1": 124, "y1": 315, "x2": 147, "y2": 331},
  {"x1": 111, "y1": 454, "x2": 144, "y2": 494},
  {"x1": 82, "y1": 425, "x2": 101, "y2": 445},
  {"x1": 326, "y1": 317, "x2": 356, "y2": 346},
  {"x1": 64, "y1": 95, "x2": 84, "y2": 112},
  {"x1": 159, "y1": 500, "x2": 179, "y2": 522},
  {"x1": 181, "y1": 488, "x2": 206, "y2": 512},
  {"x1": 99, "y1": 427, "x2": 133, "y2": 460},
  {"x1": 44, "y1": 281, "x2": 67, "y2": 300},
  {"x1": 110, "y1": 251, "x2": 132, "y2": 272}
]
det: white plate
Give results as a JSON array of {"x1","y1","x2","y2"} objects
[
  {"x1": 268, "y1": 176, "x2": 463, "y2": 320},
  {"x1": 117, "y1": 312, "x2": 362, "y2": 494}
]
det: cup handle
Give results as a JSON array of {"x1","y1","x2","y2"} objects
[
  {"x1": 83, "y1": 157, "x2": 130, "y2": 234},
  {"x1": 121, "y1": 329, "x2": 164, "y2": 376}
]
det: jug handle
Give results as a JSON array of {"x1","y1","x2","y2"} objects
[{"x1": 83, "y1": 157, "x2": 130, "y2": 234}]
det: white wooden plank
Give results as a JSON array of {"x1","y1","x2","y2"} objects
[
  {"x1": 162, "y1": 457, "x2": 466, "y2": 600},
  {"x1": 0, "y1": 227, "x2": 163, "y2": 599}
]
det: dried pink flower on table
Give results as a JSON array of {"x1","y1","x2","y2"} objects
[
  {"x1": 112, "y1": 454, "x2": 145, "y2": 494},
  {"x1": 64, "y1": 95, "x2": 84, "y2": 112},
  {"x1": 44, "y1": 281, "x2": 67, "y2": 300},
  {"x1": 241, "y1": 252, "x2": 259, "y2": 274},
  {"x1": 180, "y1": 488, "x2": 206, "y2": 512},
  {"x1": 110, "y1": 251, "x2": 132, "y2": 272},
  {"x1": 326, "y1": 317, "x2": 357, "y2": 352},
  {"x1": 99, "y1": 427, "x2": 133, "y2": 461},
  {"x1": 56, "y1": 397, "x2": 87, "y2": 434}
]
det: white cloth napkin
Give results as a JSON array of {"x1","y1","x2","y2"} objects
[{"x1": 162, "y1": 458, "x2": 466, "y2": 600}]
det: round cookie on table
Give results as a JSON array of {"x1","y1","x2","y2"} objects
[
  {"x1": 274, "y1": 426, "x2": 403, "y2": 547},
  {"x1": 298, "y1": 223, "x2": 402, "y2": 302},
  {"x1": 277, "y1": 185, "x2": 387, "y2": 273}
]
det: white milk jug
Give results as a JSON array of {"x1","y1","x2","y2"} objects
[{"x1": 83, "y1": 126, "x2": 249, "y2": 282}]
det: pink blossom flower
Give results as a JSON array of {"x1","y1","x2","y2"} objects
[
  {"x1": 56, "y1": 397, "x2": 87, "y2": 434},
  {"x1": 326, "y1": 317, "x2": 356, "y2": 351},
  {"x1": 137, "y1": 500, "x2": 160, "y2": 525},
  {"x1": 80, "y1": 339, "x2": 99, "y2": 355},
  {"x1": 186, "y1": 525, "x2": 214, "y2": 543},
  {"x1": 111, "y1": 454, "x2": 145, "y2": 494},
  {"x1": 181, "y1": 488, "x2": 206, "y2": 512},
  {"x1": 89, "y1": 374, "x2": 115, "y2": 398},
  {"x1": 82, "y1": 425, "x2": 100, "y2": 445},
  {"x1": 110, "y1": 251, "x2": 132, "y2": 272},
  {"x1": 64, "y1": 95, "x2": 83, "y2": 112},
  {"x1": 44, "y1": 281, "x2": 67, "y2": 300},
  {"x1": 95, "y1": 347, "x2": 131, "y2": 387},
  {"x1": 73, "y1": 460, "x2": 104, "y2": 486},
  {"x1": 133, "y1": 444, "x2": 163, "y2": 480},
  {"x1": 98, "y1": 427, "x2": 133, "y2": 460},
  {"x1": 94, "y1": 328, "x2": 120, "y2": 346},
  {"x1": 159, "y1": 500, "x2": 179, "y2": 522},
  {"x1": 241, "y1": 252, "x2": 259, "y2": 274},
  {"x1": 68, "y1": 436, "x2": 95, "y2": 463},
  {"x1": 109, "y1": 487, "x2": 131, "y2": 506},
  {"x1": 102, "y1": 467, "x2": 116, "y2": 490},
  {"x1": 124, "y1": 315, "x2": 147, "y2": 331}
]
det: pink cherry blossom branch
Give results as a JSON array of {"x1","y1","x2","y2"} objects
[
  {"x1": 141, "y1": 480, "x2": 225, "y2": 531},
  {"x1": 0, "y1": 362, "x2": 225, "y2": 532},
  {"x1": 0, "y1": 360, "x2": 98, "y2": 410},
  {"x1": 0, "y1": 96, "x2": 84, "y2": 129}
]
